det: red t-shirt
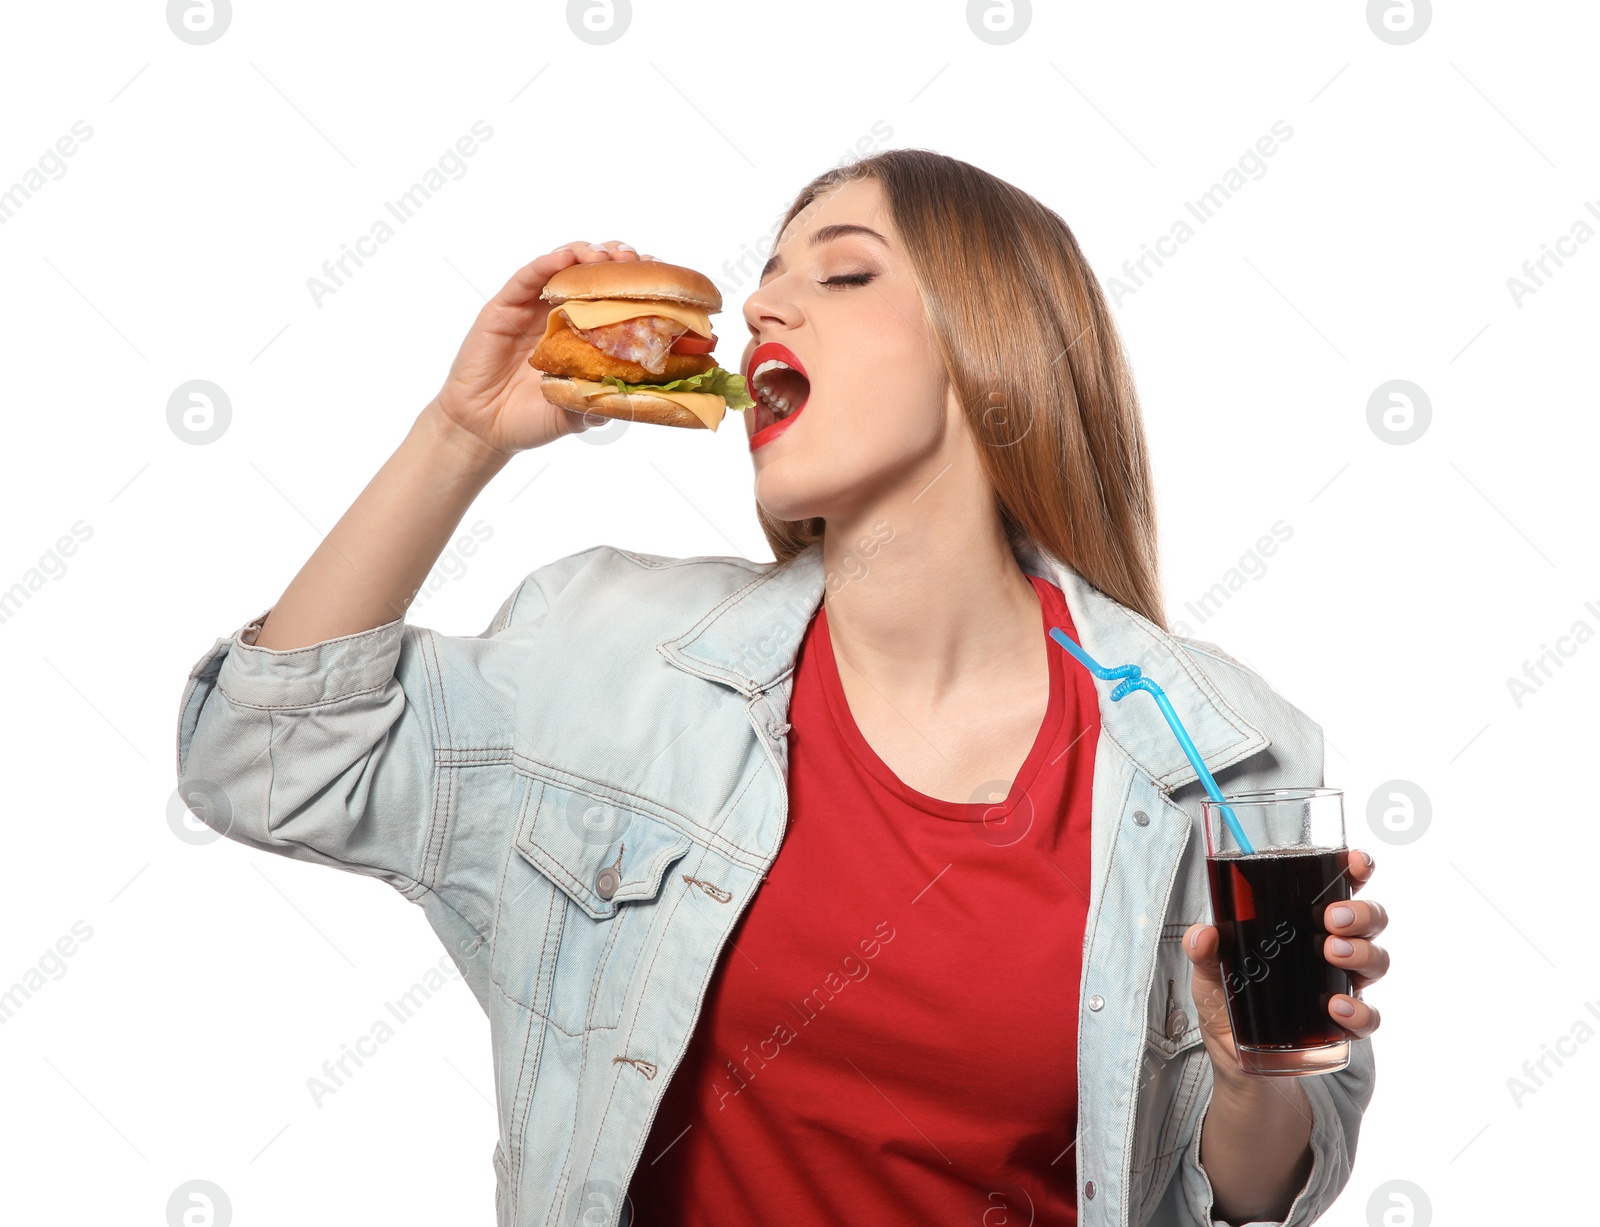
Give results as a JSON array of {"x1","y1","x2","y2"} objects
[{"x1": 628, "y1": 575, "x2": 1098, "y2": 1225}]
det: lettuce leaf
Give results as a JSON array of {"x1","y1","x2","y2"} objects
[{"x1": 597, "y1": 365, "x2": 754, "y2": 412}]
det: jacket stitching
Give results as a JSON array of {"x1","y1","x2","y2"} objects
[
  {"x1": 237, "y1": 697, "x2": 461, "y2": 895},
  {"x1": 611, "y1": 546, "x2": 764, "y2": 575},
  {"x1": 573, "y1": 842, "x2": 713, "y2": 1213},
  {"x1": 1117, "y1": 785, "x2": 1198, "y2": 1217},
  {"x1": 420, "y1": 632, "x2": 449, "y2": 889},
  {"x1": 583, "y1": 870, "x2": 630, "y2": 1028},
  {"x1": 506, "y1": 1006, "x2": 541, "y2": 1224},
  {"x1": 488, "y1": 780, "x2": 622, "y2": 1036},
  {"x1": 222, "y1": 624, "x2": 401, "y2": 661},
  {"x1": 510, "y1": 794, "x2": 565, "y2": 1204},
  {"x1": 216, "y1": 678, "x2": 391, "y2": 712},
  {"x1": 669, "y1": 566, "x2": 782, "y2": 651},
  {"x1": 1077, "y1": 755, "x2": 1135, "y2": 964},
  {"x1": 510, "y1": 755, "x2": 762, "y2": 871},
  {"x1": 1155, "y1": 1039, "x2": 1204, "y2": 1165},
  {"x1": 720, "y1": 757, "x2": 765, "y2": 839},
  {"x1": 1137, "y1": 1045, "x2": 1206, "y2": 1222},
  {"x1": 438, "y1": 746, "x2": 515, "y2": 764},
  {"x1": 1117, "y1": 613, "x2": 1255, "y2": 744}
]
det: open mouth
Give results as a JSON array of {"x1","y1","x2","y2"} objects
[{"x1": 747, "y1": 343, "x2": 811, "y2": 441}]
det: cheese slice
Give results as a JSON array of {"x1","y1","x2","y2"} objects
[
  {"x1": 541, "y1": 298, "x2": 715, "y2": 342},
  {"x1": 565, "y1": 377, "x2": 727, "y2": 432}
]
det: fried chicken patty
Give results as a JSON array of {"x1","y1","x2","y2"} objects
[{"x1": 529, "y1": 315, "x2": 717, "y2": 384}]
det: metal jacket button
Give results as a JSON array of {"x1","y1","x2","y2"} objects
[
  {"x1": 1088, "y1": 994, "x2": 1104, "y2": 1012},
  {"x1": 1166, "y1": 1010, "x2": 1188, "y2": 1040},
  {"x1": 1132, "y1": 810, "x2": 1149, "y2": 826},
  {"x1": 595, "y1": 866, "x2": 620, "y2": 900},
  {"x1": 1085, "y1": 1179, "x2": 1097, "y2": 1199}
]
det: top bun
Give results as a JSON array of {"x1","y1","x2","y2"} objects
[{"x1": 541, "y1": 259, "x2": 722, "y2": 312}]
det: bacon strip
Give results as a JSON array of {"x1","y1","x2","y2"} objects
[{"x1": 566, "y1": 313, "x2": 689, "y2": 376}]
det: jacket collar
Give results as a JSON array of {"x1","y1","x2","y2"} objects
[{"x1": 657, "y1": 538, "x2": 1270, "y2": 795}]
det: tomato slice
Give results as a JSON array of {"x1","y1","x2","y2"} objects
[{"x1": 670, "y1": 333, "x2": 716, "y2": 355}]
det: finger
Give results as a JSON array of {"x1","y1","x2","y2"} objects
[
  {"x1": 491, "y1": 248, "x2": 584, "y2": 308},
  {"x1": 489, "y1": 240, "x2": 642, "y2": 312},
  {"x1": 1182, "y1": 924, "x2": 1233, "y2": 1032},
  {"x1": 1329, "y1": 992, "x2": 1380, "y2": 1039},
  {"x1": 1347, "y1": 848, "x2": 1375, "y2": 894},
  {"x1": 1323, "y1": 934, "x2": 1391, "y2": 986},
  {"x1": 1324, "y1": 897, "x2": 1388, "y2": 939},
  {"x1": 544, "y1": 240, "x2": 623, "y2": 265},
  {"x1": 567, "y1": 239, "x2": 640, "y2": 263},
  {"x1": 555, "y1": 406, "x2": 597, "y2": 436}
]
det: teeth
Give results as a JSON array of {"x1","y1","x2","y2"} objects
[
  {"x1": 750, "y1": 354, "x2": 808, "y2": 423},
  {"x1": 755, "y1": 387, "x2": 795, "y2": 416}
]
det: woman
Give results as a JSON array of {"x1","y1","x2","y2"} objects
[{"x1": 177, "y1": 149, "x2": 1382, "y2": 1227}]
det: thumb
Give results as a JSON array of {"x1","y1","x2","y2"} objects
[{"x1": 1182, "y1": 923, "x2": 1234, "y2": 1037}]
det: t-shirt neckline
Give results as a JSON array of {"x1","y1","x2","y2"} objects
[{"x1": 811, "y1": 574, "x2": 1070, "y2": 822}]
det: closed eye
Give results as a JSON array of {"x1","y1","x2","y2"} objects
[{"x1": 820, "y1": 272, "x2": 876, "y2": 289}]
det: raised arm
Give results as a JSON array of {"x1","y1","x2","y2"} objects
[{"x1": 253, "y1": 240, "x2": 648, "y2": 649}]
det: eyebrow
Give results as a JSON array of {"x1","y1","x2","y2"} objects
[{"x1": 759, "y1": 223, "x2": 889, "y2": 282}]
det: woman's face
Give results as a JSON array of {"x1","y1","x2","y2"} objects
[{"x1": 740, "y1": 177, "x2": 953, "y2": 523}]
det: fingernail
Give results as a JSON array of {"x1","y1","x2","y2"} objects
[
  {"x1": 639, "y1": 253, "x2": 655, "y2": 260},
  {"x1": 588, "y1": 243, "x2": 607, "y2": 252},
  {"x1": 1360, "y1": 849, "x2": 1374, "y2": 870},
  {"x1": 1332, "y1": 997, "x2": 1356, "y2": 1017},
  {"x1": 1329, "y1": 937, "x2": 1354, "y2": 957},
  {"x1": 1330, "y1": 905, "x2": 1354, "y2": 927},
  {"x1": 1189, "y1": 928, "x2": 1200, "y2": 950},
  {"x1": 617, "y1": 243, "x2": 636, "y2": 252}
]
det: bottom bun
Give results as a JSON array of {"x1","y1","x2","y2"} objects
[{"x1": 541, "y1": 377, "x2": 710, "y2": 430}]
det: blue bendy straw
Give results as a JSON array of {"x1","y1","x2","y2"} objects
[{"x1": 1047, "y1": 627, "x2": 1257, "y2": 856}]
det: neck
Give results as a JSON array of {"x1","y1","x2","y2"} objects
[{"x1": 819, "y1": 444, "x2": 1041, "y2": 706}]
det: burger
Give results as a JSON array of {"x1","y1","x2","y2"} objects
[{"x1": 528, "y1": 259, "x2": 753, "y2": 430}]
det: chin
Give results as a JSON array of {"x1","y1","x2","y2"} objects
[{"x1": 752, "y1": 460, "x2": 845, "y2": 524}]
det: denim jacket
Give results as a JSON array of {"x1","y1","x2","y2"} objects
[{"x1": 175, "y1": 536, "x2": 1374, "y2": 1227}]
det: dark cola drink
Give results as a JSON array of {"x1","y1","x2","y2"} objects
[{"x1": 1206, "y1": 846, "x2": 1353, "y2": 1056}]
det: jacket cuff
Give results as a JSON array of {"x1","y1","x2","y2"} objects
[
  {"x1": 214, "y1": 607, "x2": 407, "y2": 710},
  {"x1": 1180, "y1": 1066, "x2": 1348, "y2": 1227}
]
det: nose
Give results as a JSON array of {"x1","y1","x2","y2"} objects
[{"x1": 741, "y1": 273, "x2": 798, "y2": 347}]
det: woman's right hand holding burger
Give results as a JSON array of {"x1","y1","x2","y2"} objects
[
  {"x1": 428, "y1": 240, "x2": 653, "y2": 462},
  {"x1": 250, "y1": 240, "x2": 652, "y2": 651}
]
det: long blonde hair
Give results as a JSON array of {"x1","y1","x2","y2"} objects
[{"x1": 754, "y1": 148, "x2": 1168, "y2": 630}]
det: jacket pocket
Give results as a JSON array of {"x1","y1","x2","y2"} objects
[
  {"x1": 1145, "y1": 926, "x2": 1205, "y2": 1052},
  {"x1": 490, "y1": 767, "x2": 692, "y2": 1031}
]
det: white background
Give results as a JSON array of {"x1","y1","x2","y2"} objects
[{"x1": 0, "y1": 2, "x2": 1592, "y2": 1224}]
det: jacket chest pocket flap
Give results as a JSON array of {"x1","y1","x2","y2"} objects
[{"x1": 491, "y1": 770, "x2": 693, "y2": 1031}]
